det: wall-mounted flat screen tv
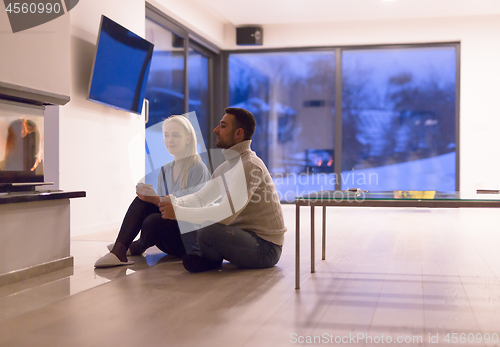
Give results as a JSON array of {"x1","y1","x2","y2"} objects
[{"x1": 88, "y1": 15, "x2": 154, "y2": 115}]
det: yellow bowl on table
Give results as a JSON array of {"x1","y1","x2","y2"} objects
[{"x1": 394, "y1": 191, "x2": 436, "y2": 199}]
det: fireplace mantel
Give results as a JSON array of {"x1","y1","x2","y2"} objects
[
  {"x1": 0, "y1": 81, "x2": 70, "y2": 107},
  {"x1": 0, "y1": 190, "x2": 85, "y2": 205}
]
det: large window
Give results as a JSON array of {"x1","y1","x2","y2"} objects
[
  {"x1": 229, "y1": 51, "x2": 336, "y2": 201},
  {"x1": 342, "y1": 46, "x2": 457, "y2": 191},
  {"x1": 144, "y1": 18, "x2": 186, "y2": 191},
  {"x1": 228, "y1": 44, "x2": 458, "y2": 200},
  {"x1": 143, "y1": 6, "x2": 217, "y2": 191},
  {"x1": 188, "y1": 46, "x2": 211, "y2": 148}
]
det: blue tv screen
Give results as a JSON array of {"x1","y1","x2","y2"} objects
[{"x1": 88, "y1": 15, "x2": 154, "y2": 114}]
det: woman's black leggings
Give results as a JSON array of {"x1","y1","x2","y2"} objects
[{"x1": 115, "y1": 197, "x2": 186, "y2": 258}]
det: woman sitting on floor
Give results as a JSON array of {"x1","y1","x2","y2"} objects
[{"x1": 95, "y1": 115, "x2": 210, "y2": 268}]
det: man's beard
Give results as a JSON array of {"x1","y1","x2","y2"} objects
[{"x1": 215, "y1": 137, "x2": 235, "y2": 149}]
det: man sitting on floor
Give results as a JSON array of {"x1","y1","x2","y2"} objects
[{"x1": 159, "y1": 107, "x2": 286, "y2": 272}]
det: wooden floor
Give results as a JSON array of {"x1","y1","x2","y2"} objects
[{"x1": 1, "y1": 205, "x2": 500, "y2": 346}]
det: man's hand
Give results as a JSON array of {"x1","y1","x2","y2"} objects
[{"x1": 158, "y1": 198, "x2": 177, "y2": 220}]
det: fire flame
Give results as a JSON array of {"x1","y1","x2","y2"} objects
[
  {"x1": 21, "y1": 119, "x2": 31, "y2": 138},
  {"x1": 313, "y1": 156, "x2": 333, "y2": 167},
  {"x1": 19, "y1": 118, "x2": 42, "y2": 172}
]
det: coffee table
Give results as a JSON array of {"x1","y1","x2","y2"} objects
[{"x1": 294, "y1": 191, "x2": 500, "y2": 289}]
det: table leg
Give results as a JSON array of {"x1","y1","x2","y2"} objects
[
  {"x1": 295, "y1": 202, "x2": 300, "y2": 290},
  {"x1": 322, "y1": 205, "x2": 326, "y2": 260},
  {"x1": 311, "y1": 205, "x2": 315, "y2": 273}
]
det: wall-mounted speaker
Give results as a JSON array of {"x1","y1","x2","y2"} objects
[
  {"x1": 172, "y1": 33, "x2": 184, "y2": 48},
  {"x1": 236, "y1": 26, "x2": 263, "y2": 45}
]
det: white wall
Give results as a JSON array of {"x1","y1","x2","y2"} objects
[
  {"x1": 224, "y1": 15, "x2": 500, "y2": 193},
  {"x1": 61, "y1": 0, "x2": 147, "y2": 236},
  {"x1": 0, "y1": 6, "x2": 70, "y2": 98},
  {"x1": 62, "y1": 0, "x2": 227, "y2": 237}
]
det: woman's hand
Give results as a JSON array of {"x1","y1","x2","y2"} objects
[{"x1": 136, "y1": 183, "x2": 160, "y2": 205}]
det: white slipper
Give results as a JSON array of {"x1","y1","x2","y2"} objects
[
  {"x1": 94, "y1": 252, "x2": 134, "y2": 268},
  {"x1": 107, "y1": 243, "x2": 132, "y2": 256}
]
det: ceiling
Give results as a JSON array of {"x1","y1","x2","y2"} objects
[{"x1": 195, "y1": 0, "x2": 500, "y2": 25}]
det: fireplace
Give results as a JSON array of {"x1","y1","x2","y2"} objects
[
  {"x1": 305, "y1": 148, "x2": 334, "y2": 173},
  {"x1": 0, "y1": 100, "x2": 85, "y2": 287},
  {"x1": 0, "y1": 100, "x2": 44, "y2": 192}
]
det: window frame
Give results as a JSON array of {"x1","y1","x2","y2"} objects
[{"x1": 146, "y1": 3, "x2": 221, "y2": 148}]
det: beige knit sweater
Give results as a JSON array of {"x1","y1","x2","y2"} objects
[{"x1": 171, "y1": 140, "x2": 286, "y2": 245}]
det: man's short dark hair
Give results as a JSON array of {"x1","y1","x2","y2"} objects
[{"x1": 224, "y1": 107, "x2": 256, "y2": 141}]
